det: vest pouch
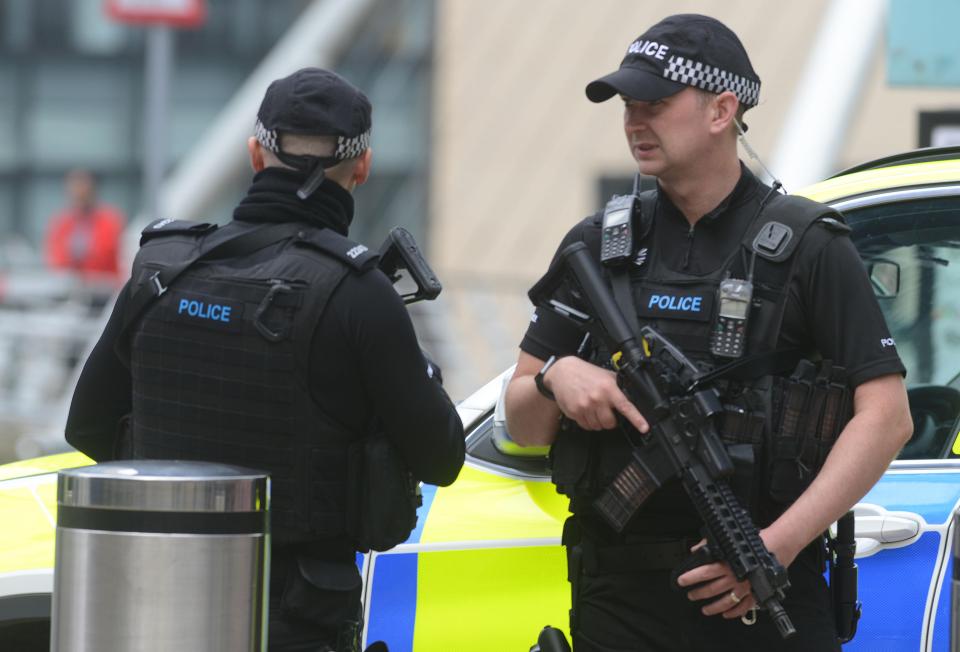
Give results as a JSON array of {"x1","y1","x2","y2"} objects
[
  {"x1": 726, "y1": 443, "x2": 759, "y2": 513},
  {"x1": 550, "y1": 420, "x2": 595, "y2": 496},
  {"x1": 767, "y1": 361, "x2": 851, "y2": 505},
  {"x1": 280, "y1": 556, "x2": 362, "y2": 629},
  {"x1": 768, "y1": 367, "x2": 814, "y2": 504},
  {"x1": 346, "y1": 433, "x2": 421, "y2": 552}
]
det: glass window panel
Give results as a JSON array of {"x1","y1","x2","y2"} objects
[
  {"x1": 28, "y1": 107, "x2": 131, "y2": 167},
  {"x1": 27, "y1": 63, "x2": 132, "y2": 167},
  {"x1": 3, "y1": 0, "x2": 34, "y2": 52},
  {"x1": 24, "y1": 176, "x2": 65, "y2": 247},
  {"x1": 0, "y1": 78, "x2": 16, "y2": 169},
  {"x1": 0, "y1": 183, "x2": 14, "y2": 234},
  {"x1": 166, "y1": 65, "x2": 246, "y2": 161},
  {"x1": 71, "y1": 0, "x2": 128, "y2": 54}
]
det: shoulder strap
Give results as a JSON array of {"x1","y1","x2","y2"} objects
[
  {"x1": 742, "y1": 193, "x2": 845, "y2": 263},
  {"x1": 293, "y1": 227, "x2": 379, "y2": 272},
  {"x1": 604, "y1": 189, "x2": 661, "y2": 338},
  {"x1": 119, "y1": 222, "x2": 303, "y2": 354},
  {"x1": 610, "y1": 267, "x2": 640, "y2": 337},
  {"x1": 602, "y1": 189, "x2": 657, "y2": 338},
  {"x1": 139, "y1": 218, "x2": 217, "y2": 245},
  {"x1": 637, "y1": 189, "x2": 657, "y2": 242}
]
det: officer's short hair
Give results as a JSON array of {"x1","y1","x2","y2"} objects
[
  {"x1": 694, "y1": 88, "x2": 747, "y2": 124},
  {"x1": 262, "y1": 133, "x2": 337, "y2": 169}
]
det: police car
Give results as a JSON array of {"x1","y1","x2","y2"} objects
[{"x1": 3, "y1": 147, "x2": 960, "y2": 651}]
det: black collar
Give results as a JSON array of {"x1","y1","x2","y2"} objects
[
  {"x1": 233, "y1": 167, "x2": 354, "y2": 235},
  {"x1": 657, "y1": 162, "x2": 760, "y2": 228}
]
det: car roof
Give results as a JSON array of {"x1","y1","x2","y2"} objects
[{"x1": 796, "y1": 147, "x2": 960, "y2": 206}]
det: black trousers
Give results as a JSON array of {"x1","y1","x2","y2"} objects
[
  {"x1": 267, "y1": 547, "x2": 363, "y2": 652},
  {"x1": 569, "y1": 544, "x2": 841, "y2": 652}
]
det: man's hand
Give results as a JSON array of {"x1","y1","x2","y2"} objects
[
  {"x1": 544, "y1": 356, "x2": 649, "y2": 434},
  {"x1": 675, "y1": 531, "x2": 799, "y2": 620}
]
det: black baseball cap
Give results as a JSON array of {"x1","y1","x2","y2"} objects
[
  {"x1": 585, "y1": 14, "x2": 760, "y2": 109},
  {"x1": 254, "y1": 68, "x2": 372, "y2": 198}
]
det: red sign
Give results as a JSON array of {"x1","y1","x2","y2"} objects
[{"x1": 105, "y1": 0, "x2": 206, "y2": 28}]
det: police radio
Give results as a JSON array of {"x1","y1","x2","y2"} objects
[
  {"x1": 600, "y1": 175, "x2": 641, "y2": 266},
  {"x1": 710, "y1": 277, "x2": 753, "y2": 358}
]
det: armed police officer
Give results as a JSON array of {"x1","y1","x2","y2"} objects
[
  {"x1": 505, "y1": 14, "x2": 912, "y2": 652},
  {"x1": 65, "y1": 68, "x2": 465, "y2": 652}
]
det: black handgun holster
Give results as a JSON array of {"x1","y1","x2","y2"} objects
[{"x1": 346, "y1": 432, "x2": 422, "y2": 552}]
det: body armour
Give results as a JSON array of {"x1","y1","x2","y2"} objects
[
  {"x1": 551, "y1": 191, "x2": 854, "y2": 532},
  {"x1": 125, "y1": 219, "x2": 378, "y2": 544}
]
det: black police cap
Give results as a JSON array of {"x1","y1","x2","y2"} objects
[
  {"x1": 254, "y1": 68, "x2": 372, "y2": 199},
  {"x1": 586, "y1": 14, "x2": 761, "y2": 109}
]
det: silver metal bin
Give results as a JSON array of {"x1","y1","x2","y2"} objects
[{"x1": 50, "y1": 460, "x2": 269, "y2": 652}]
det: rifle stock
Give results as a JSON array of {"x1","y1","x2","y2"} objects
[{"x1": 378, "y1": 226, "x2": 442, "y2": 304}]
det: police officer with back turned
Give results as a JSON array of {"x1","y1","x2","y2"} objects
[
  {"x1": 505, "y1": 14, "x2": 912, "y2": 652},
  {"x1": 65, "y1": 68, "x2": 465, "y2": 652}
]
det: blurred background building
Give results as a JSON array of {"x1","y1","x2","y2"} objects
[{"x1": 0, "y1": 0, "x2": 958, "y2": 462}]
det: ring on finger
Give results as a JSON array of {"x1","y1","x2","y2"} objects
[{"x1": 729, "y1": 590, "x2": 742, "y2": 604}]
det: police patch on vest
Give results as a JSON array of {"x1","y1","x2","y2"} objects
[
  {"x1": 166, "y1": 292, "x2": 244, "y2": 333},
  {"x1": 636, "y1": 288, "x2": 713, "y2": 322}
]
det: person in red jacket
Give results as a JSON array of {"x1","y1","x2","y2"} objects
[{"x1": 45, "y1": 169, "x2": 125, "y2": 280}]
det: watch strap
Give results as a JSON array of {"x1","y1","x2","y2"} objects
[{"x1": 534, "y1": 355, "x2": 558, "y2": 401}]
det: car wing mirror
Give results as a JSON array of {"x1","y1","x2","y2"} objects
[{"x1": 868, "y1": 259, "x2": 900, "y2": 298}]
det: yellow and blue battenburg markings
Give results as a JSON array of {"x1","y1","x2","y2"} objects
[
  {"x1": 843, "y1": 471, "x2": 960, "y2": 651},
  {"x1": 362, "y1": 464, "x2": 570, "y2": 651},
  {"x1": 10, "y1": 451, "x2": 960, "y2": 650}
]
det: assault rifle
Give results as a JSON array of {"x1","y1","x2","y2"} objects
[
  {"x1": 529, "y1": 242, "x2": 796, "y2": 639},
  {"x1": 378, "y1": 226, "x2": 442, "y2": 304}
]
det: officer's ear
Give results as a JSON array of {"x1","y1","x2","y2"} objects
[
  {"x1": 351, "y1": 148, "x2": 373, "y2": 187},
  {"x1": 248, "y1": 137, "x2": 266, "y2": 172},
  {"x1": 708, "y1": 91, "x2": 740, "y2": 137}
]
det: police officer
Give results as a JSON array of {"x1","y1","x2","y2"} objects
[
  {"x1": 504, "y1": 15, "x2": 912, "y2": 652},
  {"x1": 65, "y1": 68, "x2": 465, "y2": 652}
]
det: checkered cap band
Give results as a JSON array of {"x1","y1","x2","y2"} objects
[
  {"x1": 256, "y1": 120, "x2": 369, "y2": 161},
  {"x1": 254, "y1": 119, "x2": 280, "y2": 153},
  {"x1": 334, "y1": 129, "x2": 371, "y2": 160},
  {"x1": 663, "y1": 56, "x2": 760, "y2": 107}
]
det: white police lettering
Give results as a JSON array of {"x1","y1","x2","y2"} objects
[
  {"x1": 627, "y1": 40, "x2": 669, "y2": 61},
  {"x1": 153, "y1": 218, "x2": 174, "y2": 229},
  {"x1": 531, "y1": 310, "x2": 539, "y2": 324},
  {"x1": 881, "y1": 337, "x2": 896, "y2": 348},
  {"x1": 346, "y1": 244, "x2": 368, "y2": 259}
]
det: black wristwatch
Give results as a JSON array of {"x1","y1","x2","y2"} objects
[{"x1": 534, "y1": 355, "x2": 560, "y2": 401}]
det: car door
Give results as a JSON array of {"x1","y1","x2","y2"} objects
[{"x1": 826, "y1": 184, "x2": 960, "y2": 651}]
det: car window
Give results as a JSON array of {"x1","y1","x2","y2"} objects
[{"x1": 847, "y1": 195, "x2": 960, "y2": 459}]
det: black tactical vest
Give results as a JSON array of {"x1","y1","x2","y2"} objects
[
  {"x1": 551, "y1": 190, "x2": 852, "y2": 532},
  {"x1": 126, "y1": 219, "x2": 378, "y2": 544}
]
